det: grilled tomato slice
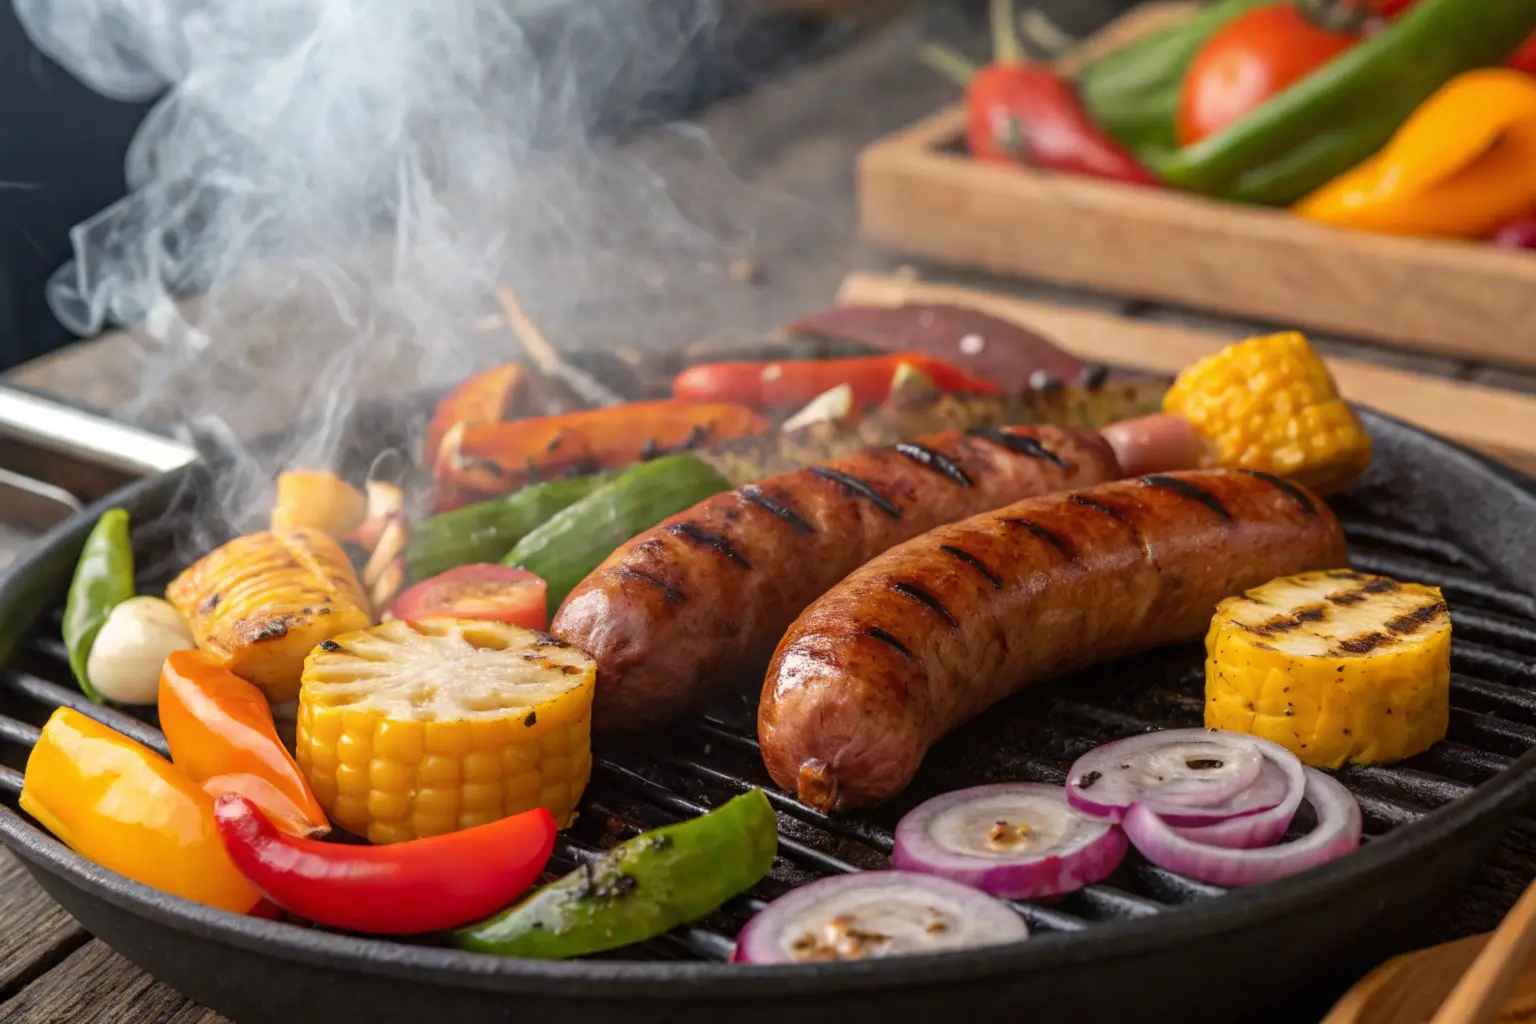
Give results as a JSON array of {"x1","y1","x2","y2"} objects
[{"x1": 389, "y1": 564, "x2": 548, "y2": 631}]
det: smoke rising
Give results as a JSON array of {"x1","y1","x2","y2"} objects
[{"x1": 14, "y1": 0, "x2": 793, "y2": 556}]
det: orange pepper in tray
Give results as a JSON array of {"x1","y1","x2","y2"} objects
[
  {"x1": 431, "y1": 400, "x2": 769, "y2": 511},
  {"x1": 158, "y1": 649, "x2": 331, "y2": 839}
]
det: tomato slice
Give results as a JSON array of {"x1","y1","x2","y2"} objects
[{"x1": 389, "y1": 565, "x2": 548, "y2": 631}]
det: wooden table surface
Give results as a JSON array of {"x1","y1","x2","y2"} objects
[{"x1": 5, "y1": 5, "x2": 1536, "y2": 1021}]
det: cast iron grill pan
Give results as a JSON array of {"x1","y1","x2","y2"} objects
[{"x1": 4, "y1": 408, "x2": 1536, "y2": 1024}]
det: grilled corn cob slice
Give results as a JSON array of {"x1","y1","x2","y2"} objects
[
  {"x1": 1162, "y1": 331, "x2": 1372, "y2": 495},
  {"x1": 1204, "y1": 570, "x2": 1450, "y2": 768},
  {"x1": 269, "y1": 471, "x2": 367, "y2": 536},
  {"x1": 167, "y1": 528, "x2": 372, "y2": 704},
  {"x1": 296, "y1": 618, "x2": 594, "y2": 844}
]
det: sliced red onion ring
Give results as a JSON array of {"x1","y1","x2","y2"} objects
[
  {"x1": 1170, "y1": 759, "x2": 1303, "y2": 849},
  {"x1": 1124, "y1": 767, "x2": 1362, "y2": 887},
  {"x1": 891, "y1": 783, "x2": 1127, "y2": 899},
  {"x1": 1066, "y1": 728, "x2": 1294, "y2": 826},
  {"x1": 734, "y1": 871, "x2": 1028, "y2": 965}
]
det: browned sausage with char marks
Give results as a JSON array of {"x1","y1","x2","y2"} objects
[
  {"x1": 552, "y1": 425, "x2": 1126, "y2": 734},
  {"x1": 758, "y1": 469, "x2": 1349, "y2": 811}
]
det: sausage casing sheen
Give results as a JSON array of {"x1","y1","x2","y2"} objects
[
  {"x1": 758, "y1": 469, "x2": 1350, "y2": 811},
  {"x1": 551, "y1": 426, "x2": 1122, "y2": 733}
]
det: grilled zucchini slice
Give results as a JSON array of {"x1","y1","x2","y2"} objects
[{"x1": 1204, "y1": 570, "x2": 1450, "y2": 768}]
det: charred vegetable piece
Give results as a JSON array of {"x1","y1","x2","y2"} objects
[
  {"x1": 1204, "y1": 570, "x2": 1451, "y2": 767},
  {"x1": 390, "y1": 565, "x2": 549, "y2": 631},
  {"x1": 296, "y1": 618, "x2": 594, "y2": 843},
  {"x1": 455, "y1": 789, "x2": 776, "y2": 958},
  {"x1": 504, "y1": 455, "x2": 730, "y2": 611},
  {"x1": 21, "y1": 708, "x2": 262, "y2": 914},
  {"x1": 783, "y1": 304, "x2": 1086, "y2": 388},
  {"x1": 671, "y1": 354, "x2": 999, "y2": 411},
  {"x1": 357, "y1": 482, "x2": 409, "y2": 614},
  {"x1": 159, "y1": 650, "x2": 330, "y2": 838},
  {"x1": 166, "y1": 528, "x2": 373, "y2": 704},
  {"x1": 268, "y1": 471, "x2": 366, "y2": 536},
  {"x1": 422, "y1": 363, "x2": 528, "y2": 465},
  {"x1": 404, "y1": 472, "x2": 618, "y2": 583},
  {"x1": 62, "y1": 508, "x2": 137, "y2": 702},
  {"x1": 433, "y1": 401, "x2": 768, "y2": 511},
  {"x1": 1161, "y1": 331, "x2": 1370, "y2": 495},
  {"x1": 216, "y1": 794, "x2": 555, "y2": 935}
]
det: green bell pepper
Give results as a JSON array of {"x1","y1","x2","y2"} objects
[
  {"x1": 1155, "y1": 0, "x2": 1536, "y2": 205},
  {"x1": 454, "y1": 789, "x2": 778, "y2": 958},
  {"x1": 61, "y1": 509, "x2": 136, "y2": 702}
]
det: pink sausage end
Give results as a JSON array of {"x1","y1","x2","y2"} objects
[{"x1": 1101, "y1": 414, "x2": 1209, "y2": 477}]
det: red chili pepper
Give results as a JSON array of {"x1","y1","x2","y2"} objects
[
  {"x1": 390, "y1": 564, "x2": 549, "y2": 631},
  {"x1": 671, "y1": 353, "x2": 1000, "y2": 411},
  {"x1": 214, "y1": 795, "x2": 557, "y2": 935},
  {"x1": 919, "y1": 0, "x2": 1154, "y2": 186},
  {"x1": 1491, "y1": 216, "x2": 1536, "y2": 251}
]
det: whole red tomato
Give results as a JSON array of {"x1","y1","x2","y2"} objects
[{"x1": 1177, "y1": 4, "x2": 1362, "y2": 147}]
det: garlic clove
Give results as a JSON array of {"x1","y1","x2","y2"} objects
[{"x1": 85, "y1": 596, "x2": 195, "y2": 705}]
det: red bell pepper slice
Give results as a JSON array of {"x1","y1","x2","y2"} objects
[
  {"x1": 215, "y1": 795, "x2": 557, "y2": 935},
  {"x1": 671, "y1": 354, "x2": 1000, "y2": 411},
  {"x1": 390, "y1": 564, "x2": 549, "y2": 631}
]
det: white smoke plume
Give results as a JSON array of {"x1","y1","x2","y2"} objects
[{"x1": 14, "y1": 0, "x2": 806, "y2": 555}]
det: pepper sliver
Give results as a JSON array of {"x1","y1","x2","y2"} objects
[
  {"x1": 61, "y1": 508, "x2": 136, "y2": 703},
  {"x1": 455, "y1": 789, "x2": 778, "y2": 958},
  {"x1": 1154, "y1": 0, "x2": 1536, "y2": 205},
  {"x1": 20, "y1": 708, "x2": 262, "y2": 914}
]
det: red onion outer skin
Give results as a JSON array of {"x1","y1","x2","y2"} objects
[
  {"x1": 891, "y1": 784, "x2": 1129, "y2": 899},
  {"x1": 1123, "y1": 767, "x2": 1362, "y2": 887}
]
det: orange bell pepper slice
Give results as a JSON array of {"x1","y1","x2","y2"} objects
[
  {"x1": 20, "y1": 707, "x2": 263, "y2": 914},
  {"x1": 431, "y1": 400, "x2": 769, "y2": 511},
  {"x1": 158, "y1": 649, "x2": 331, "y2": 838},
  {"x1": 1294, "y1": 69, "x2": 1536, "y2": 238}
]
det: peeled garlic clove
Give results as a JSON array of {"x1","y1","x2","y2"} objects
[{"x1": 85, "y1": 596, "x2": 195, "y2": 705}]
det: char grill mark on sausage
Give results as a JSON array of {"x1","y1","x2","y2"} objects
[
  {"x1": 1139, "y1": 474, "x2": 1233, "y2": 521},
  {"x1": 740, "y1": 484, "x2": 815, "y2": 534},
  {"x1": 1238, "y1": 470, "x2": 1318, "y2": 516},
  {"x1": 939, "y1": 544, "x2": 1003, "y2": 589},
  {"x1": 1069, "y1": 494, "x2": 1129, "y2": 523},
  {"x1": 966, "y1": 428, "x2": 1068, "y2": 469},
  {"x1": 865, "y1": 626, "x2": 914, "y2": 660},
  {"x1": 666, "y1": 522, "x2": 751, "y2": 569},
  {"x1": 612, "y1": 566, "x2": 685, "y2": 604},
  {"x1": 809, "y1": 467, "x2": 903, "y2": 520},
  {"x1": 895, "y1": 442, "x2": 974, "y2": 488},
  {"x1": 1002, "y1": 518, "x2": 1078, "y2": 561},
  {"x1": 890, "y1": 581, "x2": 959, "y2": 627}
]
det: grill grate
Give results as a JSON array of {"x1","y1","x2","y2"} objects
[{"x1": 5, "y1": 513, "x2": 1536, "y2": 962}]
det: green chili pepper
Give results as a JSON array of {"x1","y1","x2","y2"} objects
[
  {"x1": 1154, "y1": 0, "x2": 1536, "y2": 205},
  {"x1": 404, "y1": 472, "x2": 619, "y2": 584},
  {"x1": 1077, "y1": 0, "x2": 1270, "y2": 159},
  {"x1": 454, "y1": 789, "x2": 777, "y2": 958},
  {"x1": 62, "y1": 509, "x2": 136, "y2": 702}
]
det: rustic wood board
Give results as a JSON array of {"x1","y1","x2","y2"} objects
[
  {"x1": 856, "y1": 8, "x2": 1536, "y2": 368},
  {"x1": 838, "y1": 271, "x2": 1536, "y2": 475},
  {"x1": 0, "y1": 852, "x2": 86, "y2": 1001}
]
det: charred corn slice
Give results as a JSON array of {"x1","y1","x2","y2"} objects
[
  {"x1": 1162, "y1": 331, "x2": 1372, "y2": 495},
  {"x1": 269, "y1": 471, "x2": 367, "y2": 535},
  {"x1": 167, "y1": 528, "x2": 372, "y2": 704},
  {"x1": 1204, "y1": 570, "x2": 1450, "y2": 768},
  {"x1": 296, "y1": 618, "x2": 593, "y2": 844}
]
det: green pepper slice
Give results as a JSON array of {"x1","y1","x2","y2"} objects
[
  {"x1": 62, "y1": 508, "x2": 136, "y2": 702},
  {"x1": 455, "y1": 789, "x2": 778, "y2": 958}
]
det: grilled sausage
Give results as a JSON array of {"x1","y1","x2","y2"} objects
[
  {"x1": 552, "y1": 425, "x2": 1127, "y2": 734},
  {"x1": 758, "y1": 469, "x2": 1348, "y2": 812}
]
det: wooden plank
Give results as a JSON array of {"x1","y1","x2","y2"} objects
[
  {"x1": 837, "y1": 271, "x2": 1536, "y2": 476},
  {"x1": 0, "y1": 851, "x2": 87, "y2": 1002},
  {"x1": 856, "y1": 102, "x2": 1536, "y2": 369},
  {"x1": 0, "y1": 941, "x2": 227, "y2": 1024}
]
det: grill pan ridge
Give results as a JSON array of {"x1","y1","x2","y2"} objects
[{"x1": 4, "y1": 406, "x2": 1536, "y2": 1024}]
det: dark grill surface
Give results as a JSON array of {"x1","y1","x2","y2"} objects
[{"x1": 5, "y1": 501, "x2": 1536, "y2": 965}]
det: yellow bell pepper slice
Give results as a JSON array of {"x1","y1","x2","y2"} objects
[
  {"x1": 20, "y1": 707, "x2": 263, "y2": 914},
  {"x1": 1294, "y1": 68, "x2": 1536, "y2": 239}
]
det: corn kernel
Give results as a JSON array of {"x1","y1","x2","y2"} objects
[
  {"x1": 462, "y1": 751, "x2": 502, "y2": 784},
  {"x1": 374, "y1": 720, "x2": 424, "y2": 764},
  {"x1": 418, "y1": 755, "x2": 463, "y2": 787},
  {"x1": 369, "y1": 759, "x2": 413, "y2": 792}
]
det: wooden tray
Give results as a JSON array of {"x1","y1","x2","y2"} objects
[
  {"x1": 855, "y1": 10, "x2": 1536, "y2": 368},
  {"x1": 837, "y1": 271, "x2": 1536, "y2": 476}
]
